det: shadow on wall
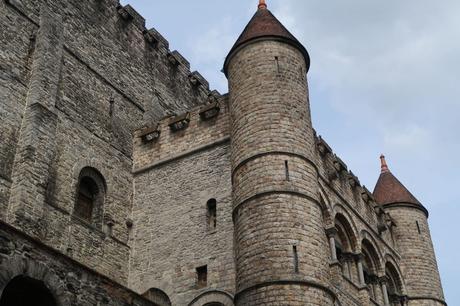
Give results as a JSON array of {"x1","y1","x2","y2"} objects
[{"x1": 0, "y1": 275, "x2": 56, "y2": 306}]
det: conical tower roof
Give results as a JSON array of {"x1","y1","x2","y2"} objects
[
  {"x1": 373, "y1": 155, "x2": 428, "y2": 215},
  {"x1": 223, "y1": 0, "x2": 310, "y2": 75}
]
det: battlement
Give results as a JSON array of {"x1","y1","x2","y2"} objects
[
  {"x1": 3, "y1": 0, "x2": 220, "y2": 118},
  {"x1": 133, "y1": 94, "x2": 230, "y2": 174},
  {"x1": 312, "y1": 132, "x2": 396, "y2": 237},
  {"x1": 113, "y1": 3, "x2": 217, "y2": 98}
]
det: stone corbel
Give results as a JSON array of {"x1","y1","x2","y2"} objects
[
  {"x1": 139, "y1": 124, "x2": 161, "y2": 143},
  {"x1": 117, "y1": 5, "x2": 133, "y2": 21},
  {"x1": 333, "y1": 155, "x2": 348, "y2": 173},
  {"x1": 327, "y1": 169, "x2": 339, "y2": 181},
  {"x1": 168, "y1": 112, "x2": 190, "y2": 132},
  {"x1": 348, "y1": 171, "x2": 361, "y2": 189},
  {"x1": 167, "y1": 52, "x2": 180, "y2": 66},
  {"x1": 199, "y1": 102, "x2": 220, "y2": 121},
  {"x1": 316, "y1": 136, "x2": 333, "y2": 156},
  {"x1": 361, "y1": 187, "x2": 375, "y2": 204},
  {"x1": 143, "y1": 30, "x2": 158, "y2": 47}
]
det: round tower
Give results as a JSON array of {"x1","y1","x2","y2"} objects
[
  {"x1": 373, "y1": 156, "x2": 446, "y2": 305},
  {"x1": 224, "y1": 1, "x2": 334, "y2": 305}
]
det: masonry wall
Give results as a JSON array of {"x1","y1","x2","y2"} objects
[
  {"x1": 0, "y1": 0, "x2": 213, "y2": 285},
  {"x1": 0, "y1": 221, "x2": 154, "y2": 306},
  {"x1": 130, "y1": 99, "x2": 234, "y2": 305},
  {"x1": 386, "y1": 206, "x2": 445, "y2": 306}
]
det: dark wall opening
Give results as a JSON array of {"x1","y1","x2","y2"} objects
[{"x1": 0, "y1": 276, "x2": 56, "y2": 306}]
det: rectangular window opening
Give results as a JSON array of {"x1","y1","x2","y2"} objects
[
  {"x1": 284, "y1": 160, "x2": 290, "y2": 181},
  {"x1": 196, "y1": 265, "x2": 207, "y2": 288},
  {"x1": 293, "y1": 245, "x2": 299, "y2": 273},
  {"x1": 275, "y1": 56, "x2": 280, "y2": 74},
  {"x1": 416, "y1": 221, "x2": 421, "y2": 234},
  {"x1": 207, "y1": 199, "x2": 217, "y2": 230}
]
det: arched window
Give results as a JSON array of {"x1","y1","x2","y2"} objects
[
  {"x1": 386, "y1": 262, "x2": 404, "y2": 306},
  {"x1": 74, "y1": 167, "x2": 106, "y2": 226},
  {"x1": 334, "y1": 214, "x2": 356, "y2": 278},
  {"x1": 142, "y1": 288, "x2": 171, "y2": 306},
  {"x1": 361, "y1": 240, "x2": 380, "y2": 301},
  {"x1": 0, "y1": 275, "x2": 56, "y2": 306}
]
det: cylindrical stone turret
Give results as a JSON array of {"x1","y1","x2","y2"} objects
[
  {"x1": 374, "y1": 156, "x2": 446, "y2": 306},
  {"x1": 224, "y1": 3, "x2": 334, "y2": 305}
]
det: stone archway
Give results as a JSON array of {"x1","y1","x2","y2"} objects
[
  {"x1": 0, "y1": 275, "x2": 56, "y2": 306},
  {"x1": 188, "y1": 290, "x2": 234, "y2": 306}
]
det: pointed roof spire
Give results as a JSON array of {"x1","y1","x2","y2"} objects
[
  {"x1": 380, "y1": 154, "x2": 389, "y2": 173},
  {"x1": 223, "y1": 0, "x2": 310, "y2": 76},
  {"x1": 258, "y1": 0, "x2": 267, "y2": 9},
  {"x1": 373, "y1": 155, "x2": 428, "y2": 216}
]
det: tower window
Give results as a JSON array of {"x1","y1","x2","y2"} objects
[
  {"x1": 275, "y1": 56, "x2": 280, "y2": 73},
  {"x1": 74, "y1": 167, "x2": 106, "y2": 227},
  {"x1": 207, "y1": 199, "x2": 217, "y2": 230},
  {"x1": 196, "y1": 265, "x2": 207, "y2": 288},
  {"x1": 416, "y1": 221, "x2": 421, "y2": 234},
  {"x1": 293, "y1": 245, "x2": 299, "y2": 273},
  {"x1": 284, "y1": 160, "x2": 290, "y2": 181}
]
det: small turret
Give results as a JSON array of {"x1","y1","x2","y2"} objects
[{"x1": 373, "y1": 155, "x2": 446, "y2": 305}]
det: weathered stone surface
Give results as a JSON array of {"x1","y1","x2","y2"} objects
[
  {"x1": 0, "y1": 1, "x2": 446, "y2": 305},
  {"x1": 0, "y1": 221, "x2": 154, "y2": 306}
]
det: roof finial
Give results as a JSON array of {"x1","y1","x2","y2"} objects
[
  {"x1": 258, "y1": 0, "x2": 267, "y2": 9},
  {"x1": 380, "y1": 154, "x2": 390, "y2": 173}
]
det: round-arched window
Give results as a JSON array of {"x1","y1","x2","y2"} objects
[{"x1": 74, "y1": 167, "x2": 106, "y2": 227}]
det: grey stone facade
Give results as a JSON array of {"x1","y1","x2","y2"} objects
[{"x1": 0, "y1": 0, "x2": 446, "y2": 305}]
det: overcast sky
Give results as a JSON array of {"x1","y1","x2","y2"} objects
[{"x1": 121, "y1": 0, "x2": 459, "y2": 303}]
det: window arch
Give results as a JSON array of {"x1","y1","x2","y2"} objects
[
  {"x1": 386, "y1": 262, "x2": 404, "y2": 306},
  {"x1": 74, "y1": 167, "x2": 106, "y2": 226},
  {"x1": 0, "y1": 275, "x2": 56, "y2": 306},
  {"x1": 334, "y1": 214, "x2": 357, "y2": 278},
  {"x1": 361, "y1": 239, "x2": 380, "y2": 301},
  {"x1": 142, "y1": 288, "x2": 171, "y2": 306}
]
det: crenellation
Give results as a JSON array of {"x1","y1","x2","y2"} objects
[
  {"x1": 189, "y1": 71, "x2": 210, "y2": 90},
  {"x1": 168, "y1": 50, "x2": 191, "y2": 69},
  {"x1": 116, "y1": 4, "x2": 146, "y2": 29},
  {"x1": 143, "y1": 28, "x2": 170, "y2": 49}
]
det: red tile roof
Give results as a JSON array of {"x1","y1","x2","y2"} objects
[
  {"x1": 373, "y1": 155, "x2": 422, "y2": 207},
  {"x1": 223, "y1": 4, "x2": 310, "y2": 75}
]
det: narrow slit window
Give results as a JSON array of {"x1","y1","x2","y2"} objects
[
  {"x1": 196, "y1": 265, "x2": 207, "y2": 288},
  {"x1": 416, "y1": 221, "x2": 421, "y2": 234},
  {"x1": 293, "y1": 245, "x2": 299, "y2": 273},
  {"x1": 207, "y1": 199, "x2": 217, "y2": 230},
  {"x1": 275, "y1": 56, "x2": 280, "y2": 74},
  {"x1": 284, "y1": 160, "x2": 290, "y2": 181}
]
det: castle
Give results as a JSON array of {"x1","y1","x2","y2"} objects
[{"x1": 0, "y1": 0, "x2": 446, "y2": 305}]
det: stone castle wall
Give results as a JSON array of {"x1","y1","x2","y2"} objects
[
  {"x1": 130, "y1": 99, "x2": 234, "y2": 305},
  {"x1": 0, "y1": 221, "x2": 154, "y2": 306},
  {"x1": 0, "y1": 0, "x2": 446, "y2": 305},
  {"x1": 0, "y1": 0, "x2": 215, "y2": 285}
]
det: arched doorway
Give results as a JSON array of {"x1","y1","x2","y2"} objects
[{"x1": 0, "y1": 275, "x2": 56, "y2": 306}]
